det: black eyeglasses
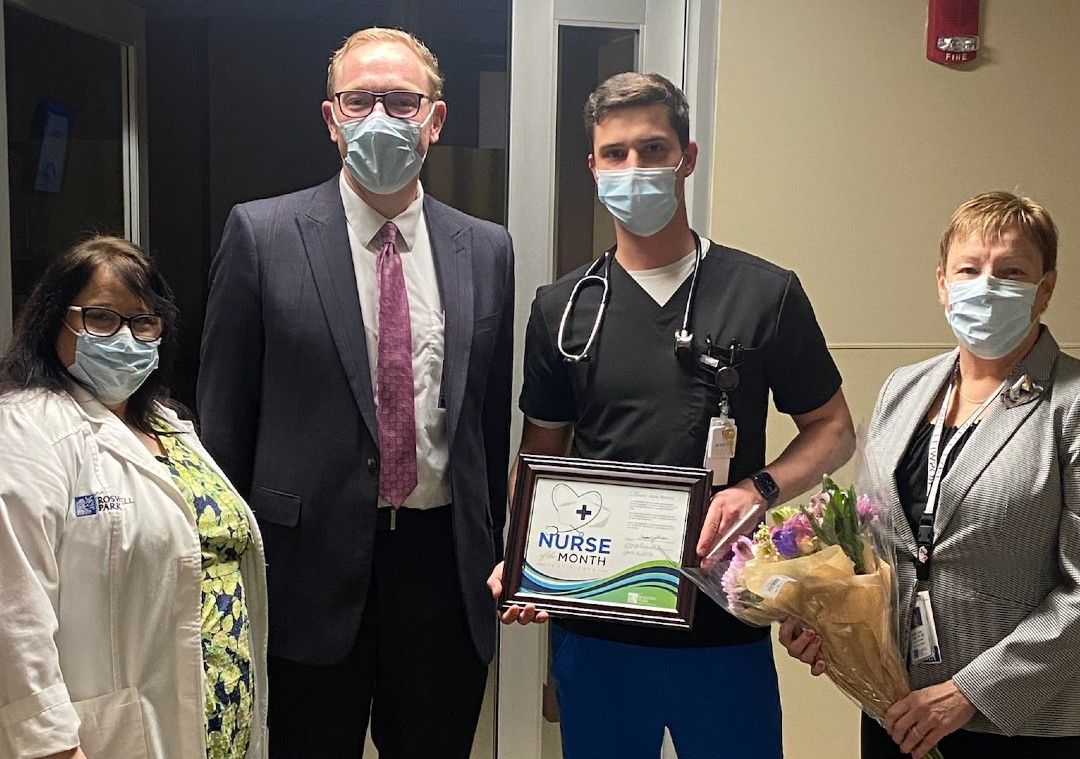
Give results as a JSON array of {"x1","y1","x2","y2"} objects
[
  {"x1": 67, "y1": 306, "x2": 164, "y2": 342},
  {"x1": 334, "y1": 90, "x2": 428, "y2": 120}
]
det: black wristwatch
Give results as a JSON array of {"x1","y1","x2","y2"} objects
[{"x1": 750, "y1": 470, "x2": 780, "y2": 507}]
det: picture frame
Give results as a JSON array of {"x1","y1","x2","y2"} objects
[{"x1": 499, "y1": 455, "x2": 712, "y2": 629}]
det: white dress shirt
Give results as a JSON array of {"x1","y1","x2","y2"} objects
[{"x1": 340, "y1": 173, "x2": 451, "y2": 509}]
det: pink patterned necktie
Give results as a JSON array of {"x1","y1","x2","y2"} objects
[{"x1": 376, "y1": 221, "x2": 417, "y2": 506}]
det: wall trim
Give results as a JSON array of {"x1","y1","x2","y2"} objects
[{"x1": 828, "y1": 342, "x2": 1080, "y2": 350}]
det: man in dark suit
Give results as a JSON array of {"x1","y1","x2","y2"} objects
[{"x1": 197, "y1": 27, "x2": 513, "y2": 758}]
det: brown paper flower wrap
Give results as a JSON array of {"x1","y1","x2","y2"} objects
[
  {"x1": 742, "y1": 544, "x2": 911, "y2": 721},
  {"x1": 691, "y1": 473, "x2": 944, "y2": 759}
]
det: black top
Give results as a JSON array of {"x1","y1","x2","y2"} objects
[
  {"x1": 519, "y1": 241, "x2": 842, "y2": 647},
  {"x1": 896, "y1": 417, "x2": 978, "y2": 537}
]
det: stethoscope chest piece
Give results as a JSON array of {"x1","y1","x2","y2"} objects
[{"x1": 675, "y1": 328, "x2": 694, "y2": 358}]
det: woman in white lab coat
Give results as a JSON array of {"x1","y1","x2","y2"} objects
[{"x1": 0, "y1": 236, "x2": 268, "y2": 759}]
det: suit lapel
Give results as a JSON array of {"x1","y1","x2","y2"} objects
[
  {"x1": 934, "y1": 329, "x2": 1059, "y2": 538},
  {"x1": 882, "y1": 353, "x2": 957, "y2": 555},
  {"x1": 426, "y1": 196, "x2": 473, "y2": 451},
  {"x1": 298, "y1": 178, "x2": 378, "y2": 442}
]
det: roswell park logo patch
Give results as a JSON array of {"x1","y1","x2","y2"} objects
[{"x1": 74, "y1": 492, "x2": 134, "y2": 517}]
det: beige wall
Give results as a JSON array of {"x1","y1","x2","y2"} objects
[{"x1": 709, "y1": 1, "x2": 1080, "y2": 757}]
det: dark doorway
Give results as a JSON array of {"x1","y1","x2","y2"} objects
[
  {"x1": 137, "y1": 0, "x2": 509, "y2": 408},
  {"x1": 5, "y1": 4, "x2": 127, "y2": 318}
]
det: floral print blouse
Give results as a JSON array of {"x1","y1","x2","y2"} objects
[{"x1": 156, "y1": 430, "x2": 253, "y2": 759}]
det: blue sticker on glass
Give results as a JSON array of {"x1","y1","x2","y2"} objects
[{"x1": 74, "y1": 493, "x2": 99, "y2": 517}]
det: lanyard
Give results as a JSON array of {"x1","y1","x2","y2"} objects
[{"x1": 916, "y1": 365, "x2": 1004, "y2": 582}]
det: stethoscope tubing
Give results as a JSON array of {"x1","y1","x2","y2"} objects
[
  {"x1": 557, "y1": 231, "x2": 702, "y2": 363},
  {"x1": 556, "y1": 256, "x2": 611, "y2": 363}
]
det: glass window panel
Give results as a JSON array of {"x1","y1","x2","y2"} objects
[
  {"x1": 5, "y1": 4, "x2": 126, "y2": 319},
  {"x1": 554, "y1": 25, "x2": 638, "y2": 278}
]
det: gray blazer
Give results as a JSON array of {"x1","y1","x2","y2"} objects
[
  {"x1": 197, "y1": 176, "x2": 514, "y2": 665},
  {"x1": 867, "y1": 328, "x2": 1080, "y2": 736}
]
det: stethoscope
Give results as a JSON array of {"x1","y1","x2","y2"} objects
[{"x1": 557, "y1": 231, "x2": 704, "y2": 363}]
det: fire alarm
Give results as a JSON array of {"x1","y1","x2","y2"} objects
[{"x1": 927, "y1": 0, "x2": 980, "y2": 66}]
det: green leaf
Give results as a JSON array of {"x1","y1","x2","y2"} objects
[{"x1": 798, "y1": 478, "x2": 870, "y2": 574}]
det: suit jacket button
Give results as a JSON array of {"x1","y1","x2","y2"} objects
[{"x1": 367, "y1": 457, "x2": 379, "y2": 473}]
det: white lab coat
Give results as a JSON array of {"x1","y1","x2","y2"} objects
[{"x1": 0, "y1": 387, "x2": 268, "y2": 759}]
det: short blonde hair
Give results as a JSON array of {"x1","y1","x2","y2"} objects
[
  {"x1": 326, "y1": 27, "x2": 444, "y2": 101},
  {"x1": 940, "y1": 191, "x2": 1058, "y2": 273}
]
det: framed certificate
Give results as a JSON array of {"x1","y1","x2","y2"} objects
[{"x1": 499, "y1": 455, "x2": 712, "y2": 629}]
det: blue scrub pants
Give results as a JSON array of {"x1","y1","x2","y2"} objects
[{"x1": 551, "y1": 627, "x2": 783, "y2": 759}]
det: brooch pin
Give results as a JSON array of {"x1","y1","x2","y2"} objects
[{"x1": 1002, "y1": 374, "x2": 1045, "y2": 408}]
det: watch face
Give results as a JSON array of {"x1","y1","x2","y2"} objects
[{"x1": 754, "y1": 472, "x2": 779, "y2": 502}]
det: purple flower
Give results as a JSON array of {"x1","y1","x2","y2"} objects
[
  {"x1": 770, "y1": 525, "x2": 801, "y2": 559},
  {"x1": 856, "y1": 494, "x2": 877, "y2": 523},
  {"x1": 789, "y1": 513, "x2": 814, "y2": 540},
  {"x1": 732, "y1": 536, "x2": 755, "y2": 562},
  {"x1": 721, "y1": 537, "x2": 756, "y2": 608}
]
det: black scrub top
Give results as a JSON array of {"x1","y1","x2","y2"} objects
[{"x1": 520, "y1": 240, "x2": 843, "y2": 647}]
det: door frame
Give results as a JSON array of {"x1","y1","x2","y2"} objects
[
  {"x1": 499, "y1": 2, "x2": 719, "y2": 756},
  {"x1": 0, "y1": 0, "x2": 147, "y2": 349}
]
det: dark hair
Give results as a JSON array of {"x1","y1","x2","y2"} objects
[
  {"x1": 0, "y1": 235, "x2": 180, "y2": 433},
  {"x1": 584, "y1": 72, "x2": 691, "y2": 149}
]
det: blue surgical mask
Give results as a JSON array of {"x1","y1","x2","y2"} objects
[
  {"x1": 946, "y1": 274, "x2": 1039, "y2": 359},
  {"x1": 334, "y1": 108, "x2": 435, "y2": 195},
  {"x1": 65, "y1": 325, "x2": 160, "y2": 406},
  {"x1": 595, "y1": 158, "x2": 683, "y2": 237}
]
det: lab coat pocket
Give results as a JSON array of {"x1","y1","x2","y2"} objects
[{"x1": 72, "y1": 686, "x2": 149, "y2": 759}]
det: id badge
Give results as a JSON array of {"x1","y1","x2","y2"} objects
[
  {"x1": 909, "y1": 590, "x2": 942, "y2": 664},
  {"x1": 703, "y1": 415, "x2": 737, "y2": 486}
]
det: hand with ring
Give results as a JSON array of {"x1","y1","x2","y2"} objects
[{"x1": 885, "y1": 679, "x2": 977, "y2": 758}]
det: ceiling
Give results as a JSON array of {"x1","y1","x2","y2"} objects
[{"x1": 128, "y1": 0, "x2": 508, "y2": 48}]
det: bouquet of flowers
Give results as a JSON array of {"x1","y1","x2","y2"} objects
[{"x1": 690, "y1": 471, "x2": 943, "y2": 759}]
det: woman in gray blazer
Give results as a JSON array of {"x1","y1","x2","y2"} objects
[{"x1": 781, "y1": 192, "x2": 1080, "y2": 758}]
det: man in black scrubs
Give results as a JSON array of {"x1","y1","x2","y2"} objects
[{"x1": 489, "y1": 72, "x2": 855, "y2": 758}]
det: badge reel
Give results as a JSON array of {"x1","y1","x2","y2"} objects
[{"x1": 701, "y1": 341, "x2": 742, "y2": 486}]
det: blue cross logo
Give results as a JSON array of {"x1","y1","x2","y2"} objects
[{"x1": 576, "y1": 504, "x2": 593, "y2": 521}]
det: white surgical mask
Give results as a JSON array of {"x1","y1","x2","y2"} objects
[
  {"x1": 334, "y1": 107, "x2": 435, "y2": 195},
  {"x1": 595, "y1": 157, "x2": 683, "y2": 237},
  {"x1": 65, "y1": 325, "x2": 160, "y2": 406},
  {"x1": 946, "y1": 274, "x2": 1040, "y2": 359}
]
